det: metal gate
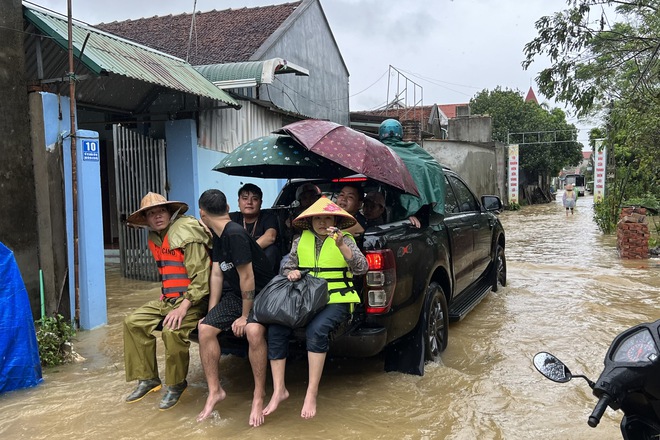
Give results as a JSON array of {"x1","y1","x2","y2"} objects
[{"x1": 113, "y1": 124, "x2": 166, "y2": 281}]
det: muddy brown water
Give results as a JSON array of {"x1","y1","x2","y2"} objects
[{"x1": 1, "y1": 193, "x2": 658, "y2": 439}]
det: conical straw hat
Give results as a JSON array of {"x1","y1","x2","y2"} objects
[
  {"x1": 292, "y1": 196, "x2": 357, "y2": 230},
  {"x1": 126, "y1": 192, "x2": 188, "y2": 227}
]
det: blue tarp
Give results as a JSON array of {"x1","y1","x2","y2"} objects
[{"x1": 0, "y1": 241, "x2": 42, "y2": 393}]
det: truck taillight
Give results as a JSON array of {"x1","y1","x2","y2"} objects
[{"x1": 363, "y1": 249, "x2": 396, "y2": 314}]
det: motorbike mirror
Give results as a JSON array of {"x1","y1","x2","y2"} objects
[{"x1": 533, "y1": 352, "x2": 572, "y2": 383}]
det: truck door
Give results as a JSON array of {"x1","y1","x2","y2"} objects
[
  {"x1": 442, "y1": 176, "x2": 474, "y2": 294},
  {"x1": 446, "y1": 175, "x2": 491, "y2": 286}
]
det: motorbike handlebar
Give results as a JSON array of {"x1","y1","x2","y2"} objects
[{"x1": 588, "y1": 394, "x2": 611, "y2": 428}]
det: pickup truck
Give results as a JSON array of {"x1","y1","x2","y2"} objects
[{"x1": 264, "y1": 166, "x2": 506, "y2": 375}]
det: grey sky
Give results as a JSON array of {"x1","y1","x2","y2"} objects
[{"x1": 30, "y1": 0, "x2": 595, "y2": 141}]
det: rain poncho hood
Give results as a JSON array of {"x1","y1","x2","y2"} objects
[{"x1": 382, "y1": 139, "x2": 446, "y2": 217}]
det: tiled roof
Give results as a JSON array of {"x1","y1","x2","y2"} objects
[
  {"x1": 95, "y1": 2, "x2": 302, "y2": 66},
  {"x1": 525, "y1": 87, "x2": 538, "y2": 103},
  {"x1": 354, "y1": 105, "x2": 434, "y2": 123}
]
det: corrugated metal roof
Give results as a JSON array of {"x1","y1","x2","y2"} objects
[
  {"x1": 23, "y1": 5, "x2": 239, "y2": 108},
  {"x1": 195, "y1": 58, "x2": 309, "y2": 89}
]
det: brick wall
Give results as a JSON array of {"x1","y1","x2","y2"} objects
[
  {"x1": 402, "y1": 120, "x2": 421, "y2": 142},
  {"x1": 617, "y1": 207, "x2": 649, "y2": 259}
]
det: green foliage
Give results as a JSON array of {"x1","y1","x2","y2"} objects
[
  {"x1": 470, "y1": 87, "x2": 583, "y2": 177},
  {"x1": 523, "y1": 1, "x2": 660, "y2": 117},
  {"x1": 593, "y1": 198, "x2": 618, "y2": 234},
  {"x1": 525, "y1": 1, "x2": 660, "y2": 225},
  {"x1": 35, "y1": 314, "x2": 75, "y2": 367},
  {"x1": 624, "y1": 194, "x2": 659, "y2": 211},
  {"x1": 507, "y1": 202, "x2": 521, "y2": 211}
]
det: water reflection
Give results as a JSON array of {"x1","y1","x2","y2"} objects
[{"x1": 1, "y1": 194, "x2": 658, "y2": 439}]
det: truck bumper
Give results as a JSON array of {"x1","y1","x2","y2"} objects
[{"x1": 328, "y1": 326, "x2": 388, "y2": 358}]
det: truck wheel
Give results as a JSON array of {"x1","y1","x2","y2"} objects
[
  {"x1": 424, "y1": 282, "x2": 449, "y2": 362},
  {"x1": 492, "y1": 244, "x2": 507, "y2": 292}
]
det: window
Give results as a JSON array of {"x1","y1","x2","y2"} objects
[
  {"x1": 444, "y1": 176, "x2": 459, "y2": 214},
  {"x1": 448, "y1": 175, "x2": 478, "y2": 212}
]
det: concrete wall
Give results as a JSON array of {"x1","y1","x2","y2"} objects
[
  {"x1": 28, "y1": 93, "x2": 70, "y2": 320},
  {"x1": 424, "y1": 140, "x2": 508, "y2": 203},
  {"x1": 448, "y1": 116, "x2": 493, "y2": 143},
  {"x1": 0, "y1": 0, "x2": 41, "y2": 318}
]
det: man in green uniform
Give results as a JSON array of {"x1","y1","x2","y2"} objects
[{"x1": 123, "y1": 192, "x2": 211, "y2": 411}]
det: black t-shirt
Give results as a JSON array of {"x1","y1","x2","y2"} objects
[
  {"x1": 229, "y1": 210, "x2": 281, "y2": 270},
  {"x1": 229, "y1": 210, "x2": 279, "y2": 240},
  {"x1": 211, "y1": 221, "x2": 275, "y2": 297}
]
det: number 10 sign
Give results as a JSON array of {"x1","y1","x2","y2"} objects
[{"x1": 82, "y1": 140, "x2": 99, "y2": 161}]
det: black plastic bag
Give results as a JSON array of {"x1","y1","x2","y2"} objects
[{"x1": 253, "y1": 273, "x2": 328, "y2": 328}]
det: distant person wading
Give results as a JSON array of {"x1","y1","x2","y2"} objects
[{"x1": 562, "y1": 183, "x2": 577, "y2": 217}]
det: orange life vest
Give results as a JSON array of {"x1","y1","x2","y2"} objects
[{"x1": 148, "y1": 234, "x2": 190, "y2": 300}]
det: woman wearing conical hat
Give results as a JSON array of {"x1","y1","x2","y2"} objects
[{"x1": 262, "y1": 197, "x2": 368, "y2": 419}]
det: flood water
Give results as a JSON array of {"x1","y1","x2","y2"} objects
[{"x1": 1, "y1": 193, "x2": 658, "y2": 439}]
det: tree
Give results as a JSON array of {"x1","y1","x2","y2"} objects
[
  {"x1": 470, "y1": 87, "x2": 583, "y2": 194},
  {"x1": 523, "y1": 0, "x2": 659, "y2": 214}
]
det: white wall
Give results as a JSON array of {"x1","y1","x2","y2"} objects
[{"x1": 196, "y1": 146, "x2": 286, "y2": 210}]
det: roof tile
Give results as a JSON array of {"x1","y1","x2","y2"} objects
[{"x1": 96, "y1": 2, "x2": 302, "y2": 65}]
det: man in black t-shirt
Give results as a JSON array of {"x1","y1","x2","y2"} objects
[
  {"x1": 196, "y1": 189, "x2": 275, "y2": 424},
  {"x1": 229, "y1": 183, "x2": 281, "y2": 272}
]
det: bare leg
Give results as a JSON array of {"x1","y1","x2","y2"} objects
[
  {"x1": 196, "y1": 324, "x2": 226, "y2": 422},
  {"x1": 301, "y1": 351, "x2": 326, "y2": 419},
  {"x1": 263, "y1": 359, "x2": 289, "y2": 416},
  {"x1": 246, "y1": 323, "x2": 267, "y2": 427}
]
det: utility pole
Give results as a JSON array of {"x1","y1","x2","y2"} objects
[{"x1": 67, "y1": 0, "x2": 79, "y2": 326}]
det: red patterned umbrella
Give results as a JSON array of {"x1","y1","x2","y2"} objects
[{"x1": 275, "y1": 120, "x2": 419, "y2": 196}]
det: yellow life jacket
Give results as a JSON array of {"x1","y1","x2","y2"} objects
[{"x1": 297, "y1": 230, "x2": 360, "y2": 304}]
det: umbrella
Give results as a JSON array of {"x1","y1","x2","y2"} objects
[
  {"x1": 213, "y1": 134, "x2": 356, "y2": 179},
  {"x1": 275, "y1": 119, "x2": 419, "y2": 196}
]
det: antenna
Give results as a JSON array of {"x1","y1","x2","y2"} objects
[{"x1": 186, "y1": 0, "x2": 198, "y2": 63}]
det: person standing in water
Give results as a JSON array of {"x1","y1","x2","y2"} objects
[{"x1": 562, "y1": 183, "x2": 577, "y2": 216}]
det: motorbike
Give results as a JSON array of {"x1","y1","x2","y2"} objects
[{"x1": 533, "y1": 319, "x2": 660, "y2": 440}]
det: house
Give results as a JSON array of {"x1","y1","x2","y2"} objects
[
  {"x1": 11, "y1": 0, "x2": 350, "y2": 326},
  {"x1": 14, "y1": 2, "x2": 244, "y2": 327},
  {"x1": 96, "y1": 0, "x2": 349, "y2": 142},
  {"x1": 96, "y1": 0, "x2": 350, "y2": 280},
  {"x1": 350, "y1": 103, "x2": 471, "y2": 141}
]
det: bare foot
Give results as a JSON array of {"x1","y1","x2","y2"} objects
[
  {"x1": 249, "y1": 396, "x2": 265, "y2": 427},
  {"x1": 300, "y1": 393, "x2": 317, "y2": 419},
  {"x1": 263, "y1": 388, "x2": 289, "y2": 416},
  {"x1": 196, "y1": 389, "x2": 227, "y2": 422}
]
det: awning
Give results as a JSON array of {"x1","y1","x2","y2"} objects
[
  {"x1": 195, "y1": 58, "x2": 309, "y2": 89},
  {"x1": 23, "y1": 5, "x2": 239, "y2": 108}
]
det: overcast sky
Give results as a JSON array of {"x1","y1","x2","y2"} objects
[{"x1": 29, "y1": 0, "x2": 598, "y2": 142}]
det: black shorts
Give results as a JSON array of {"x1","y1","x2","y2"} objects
[{"x1": 201, "y1": 291, "x2": 260, "y2": 331}]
